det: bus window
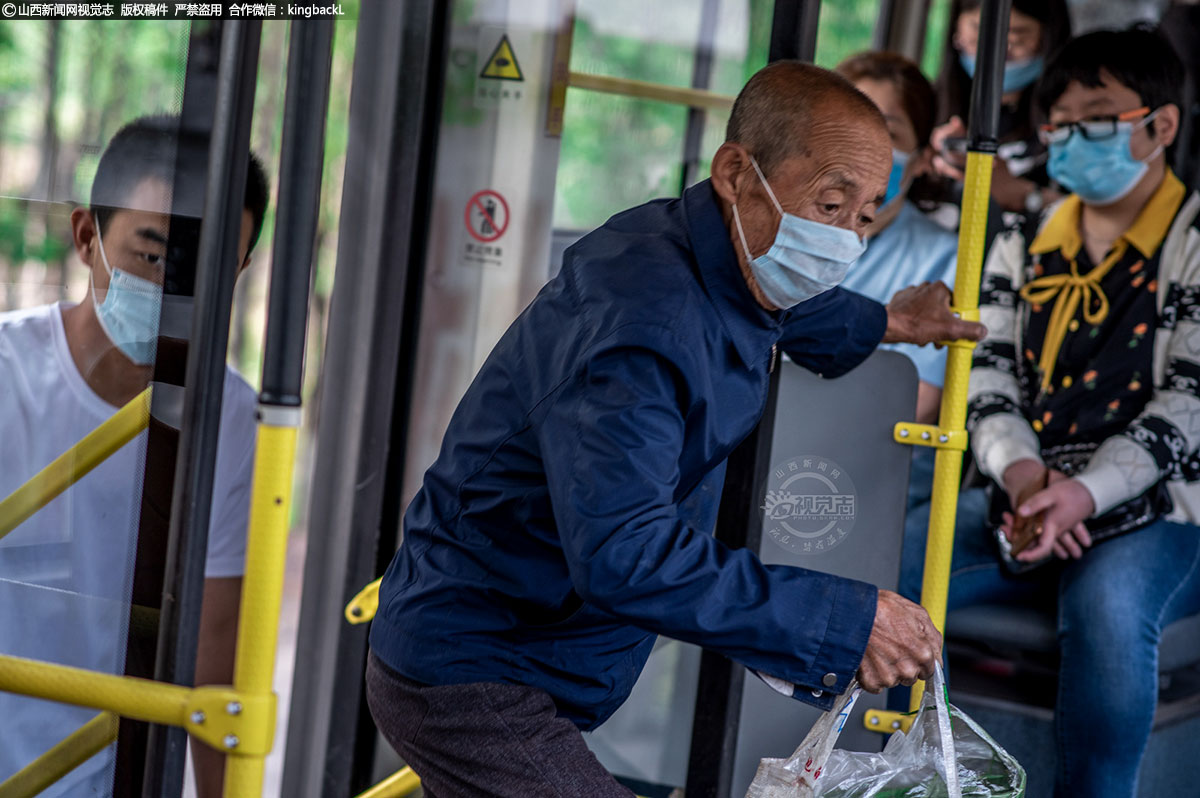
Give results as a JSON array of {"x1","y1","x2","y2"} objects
[
  {"x1": 813, "y1": 0, "x2": 882, "y2": 70},
  {"x1": 554, "y1": 0, "x2": 772, "y2": 231}
]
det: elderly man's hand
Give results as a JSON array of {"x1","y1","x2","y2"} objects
[
  {"x1": 882, "y1": 281, "x2": 987, "y2": 347},
  {"x1": 857, "y1": 590, "x2": 942, "y2": 693}
]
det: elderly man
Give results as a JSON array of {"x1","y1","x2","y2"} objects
[{"x1": 365, "y1": 61, "x2": 985, "y2": 796}]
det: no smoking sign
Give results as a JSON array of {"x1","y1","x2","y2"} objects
[{"x1": 464, "y1": 189, "x2": 510, "y2": 242}]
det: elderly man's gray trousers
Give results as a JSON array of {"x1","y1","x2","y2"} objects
[{"x1": 365, "y1": 652, "x2": 635, "y2": 798}]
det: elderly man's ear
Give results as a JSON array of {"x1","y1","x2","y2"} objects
[{"x1": 710, "y1": 142, "x2": 756, "y2": 207}]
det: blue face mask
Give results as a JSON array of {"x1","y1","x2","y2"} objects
[
  {"x1": 732, "y1": 157, "x2": 867, "y2": 310},
  {"x1": 90, "y1": 220, "x2": 163, "y2": 365},
  {"x1": 1047, "y1": 113, "x2": 1161, "y2": 205},
  {"x1": 959, "y1": 53, "x2": 1044, "y2": 94},
  {"x1": 883, "y1": 148, "x2": 912, "y2": 208}
]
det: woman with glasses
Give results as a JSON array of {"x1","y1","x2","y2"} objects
[
  {"x1": 901, "y1": 27, "x2": 1200, "y2": 797},
  {"x1": 931, "y1": 0, "x2": 1071, "y2": 216}
]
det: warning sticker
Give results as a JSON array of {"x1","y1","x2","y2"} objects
[
  {"x1": 464, "y1": 190, "x2": 510, "y2": 243},
  {"x1": 479, "y1": 34, "x2": 524, "y2": 81}
]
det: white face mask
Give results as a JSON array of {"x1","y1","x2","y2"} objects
[
  {"x1": 732, "y1": 156, "x2": 867, "y2": 310},
  {"x1": 90, "y1": 217, "x2": 163, "y2": 365}
]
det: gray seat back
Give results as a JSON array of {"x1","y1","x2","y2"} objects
[{"x1": 586, "y1": 350, "x2": 918, "y2": 794}]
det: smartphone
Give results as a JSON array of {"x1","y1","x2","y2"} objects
[{"x1": 942, "y1": 136, "x2": 970, "y2": 154}]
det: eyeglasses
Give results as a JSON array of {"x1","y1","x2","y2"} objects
[{"x1": 1038, "y1": 107, "x2": 1152, "y2": 145}]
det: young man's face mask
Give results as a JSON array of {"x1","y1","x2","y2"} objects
[
  {"x1": 1046, "y1": 110, "x2": 1162, "y2": 206},
  {"x1": 90, "y1": 215, "x2": 163, "y2": 366},
  {"x1": 731, "y1": 156, "x2": 867, "y2": 310}
]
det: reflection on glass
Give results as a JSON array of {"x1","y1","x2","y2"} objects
[{"x1": 0, "y1": 108, "x2": 265, "y2": 798}]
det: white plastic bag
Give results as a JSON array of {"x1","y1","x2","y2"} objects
[{"x1": 745, "y1": 665, "x2": 1025, "y2": 798}]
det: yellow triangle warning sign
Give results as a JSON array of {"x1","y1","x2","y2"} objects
[{"x1": 480, "y1": 35, "x2": 524, "y2": 81}]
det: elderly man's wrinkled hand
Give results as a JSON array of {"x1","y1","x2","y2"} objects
[
  {"x1": 856, "y1": 590, "x2": 942, "y2": 693},
  {"x1": 882, "y1": 281, "x2": 987, "y2": 347}
]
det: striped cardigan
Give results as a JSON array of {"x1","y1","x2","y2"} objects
[{"x1": 969, "y1": 191, "x2": 1200, "y2": 525}]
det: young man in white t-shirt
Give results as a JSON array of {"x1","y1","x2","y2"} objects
[{"x1": 0, "y1": 115, "x2": 269, "y2": 797}]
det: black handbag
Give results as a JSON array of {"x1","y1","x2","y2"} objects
[{"x1": 988, "y1": 442, "x2": 1173, "y2": 573}]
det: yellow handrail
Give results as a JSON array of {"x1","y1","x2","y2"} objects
[
  {"x1": 567, "y1": 71, "x2": 735, "y2": 112},
  {"x1": 0, "y1": 388, "x2": 150, "y2": 539},
  {"x1": 346, "y1": 576, "x2": 381, "y2": 624},
  {"x1": 0, "y1": 711, "x2": 118, "y2": 798},
  {"x1": 0, "y1": 654, "x2": 192, "y2": 728},
  {"x1": 354, "y1": 766, "x2": 422, "y2": 798}
]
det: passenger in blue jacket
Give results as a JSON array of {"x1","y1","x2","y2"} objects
[{"x1": 366, "y1": 61, "x2": 986, "y2": 797}]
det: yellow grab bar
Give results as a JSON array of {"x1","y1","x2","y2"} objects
[
  {"x1": 0, "y1": 711, "x2": 118, "y2": 798},
  {"x1": 0, "y1": 388, "x2": 150, "y2": 539},
  {"x1": 355, "y1": 766, "x2": 422, "y2": 798},
  {"x1": 346, "y1": 577, "x2": 382, "y2": 624}
]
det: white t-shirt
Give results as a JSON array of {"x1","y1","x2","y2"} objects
[{"x1": 0, "y1": 302, "x2": 256, "y2": 795}]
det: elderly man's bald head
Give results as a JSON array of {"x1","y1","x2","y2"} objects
[{"x1": 726, "y1": 61, "x2": 887, "y2": 175}]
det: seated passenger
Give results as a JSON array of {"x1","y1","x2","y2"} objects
[
  {"x1": 837, "y1": 52, "x2": 958, "y2": 426},
  {"x1": 931, "y1": 0, "x2": 1071, "y2": 218},
  {"x1": 0, "y1": 116, "x2": 268, "y2": 797},
  {"x1": 901, "y1": 27, "x2": 1200, "y2": 797},
  {"x1": 835, "y1": 51, "x2": 959, "y2": 514}
]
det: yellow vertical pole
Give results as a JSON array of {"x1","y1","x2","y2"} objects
[
  {"x1": 909, "y1": 151, "x2": 993, "y2": 711},
  {"x1": 222, "y1": 417, "x2": 298, "y2": 796}
]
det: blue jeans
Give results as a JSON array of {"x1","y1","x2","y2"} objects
[{"x1": 901, "y1": 482, "x2": 1200, "y2": 798}]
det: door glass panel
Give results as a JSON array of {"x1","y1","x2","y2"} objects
[{"x1": 0, "y1": 19, "x2": 191, "y2": 795}]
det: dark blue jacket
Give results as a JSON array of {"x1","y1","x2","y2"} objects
[{"x1": 370, "y1": 180, "x2": 887, "y2": 730}]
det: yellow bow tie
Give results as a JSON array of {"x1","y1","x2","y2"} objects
[{"x1": 1018, "y1": 244, "x2": 1126, "y2": 394}]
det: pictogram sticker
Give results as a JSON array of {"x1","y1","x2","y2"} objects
[
  {"x1": 464, "y1": 190, "x2": 510, "y2": 242},
  {"x1": 480, "y1": 34, "x2": 524, "y2": 81}
]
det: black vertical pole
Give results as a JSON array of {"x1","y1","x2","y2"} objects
[
  {"x1": 967, "y1": 0, "x2": 1010, "y2": 152},
  {"x1": 143, "y1": 20, "x2": 262, "y2": 798},
  {"x1": 684, "y1": 4, "x2": 821, "y2": 794},
  {"x1": 769, "y1": 0, "x2": 822, "y2": 62},
  {"x1": 685, "y1": 377, "x2": 780, "y2": 798},
  {"x1": 679, "y1": 0, "x2": 721, "y2": 192},
  {"x1": 260, "y1": 20, "x2": 334, "y2": 410}
]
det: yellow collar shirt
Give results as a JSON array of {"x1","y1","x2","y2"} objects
[{"x1": 967, "y1": 168, "x2": 1200, "y2": 521}]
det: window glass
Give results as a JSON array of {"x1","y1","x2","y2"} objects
[
  {"x1": 922, "y1": 0, "x2": 952, "y2": 80},
  {"x1": 555, "y1": 0, "x2": 771, "y2": 230},
  {"x1": 813, "y1": 0, "x2": 882, "y2": 70}
]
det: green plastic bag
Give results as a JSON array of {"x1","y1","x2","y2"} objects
[{"x1": 745, "y1": 665, "x2": 1025, "y2": 798}]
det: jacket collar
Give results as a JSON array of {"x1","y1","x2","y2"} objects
[
  {"x1": 683, "y1": 180, "x2": 780, "y2": 369},
  {"x1": 1030, "y1": 168, "x2": 1186, "y2": 261}
]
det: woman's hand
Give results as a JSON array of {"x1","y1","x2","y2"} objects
[
  {"x1": 930, "y1": 116, "x2": 967, "y2": 180},
  {"x1": 1008, "y1": 477, "x2": 1096, "y2": 561}
]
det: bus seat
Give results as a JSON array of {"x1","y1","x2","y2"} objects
[{"x1": 946, "y1": 604, "x2": 1200, "y2": 675}]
